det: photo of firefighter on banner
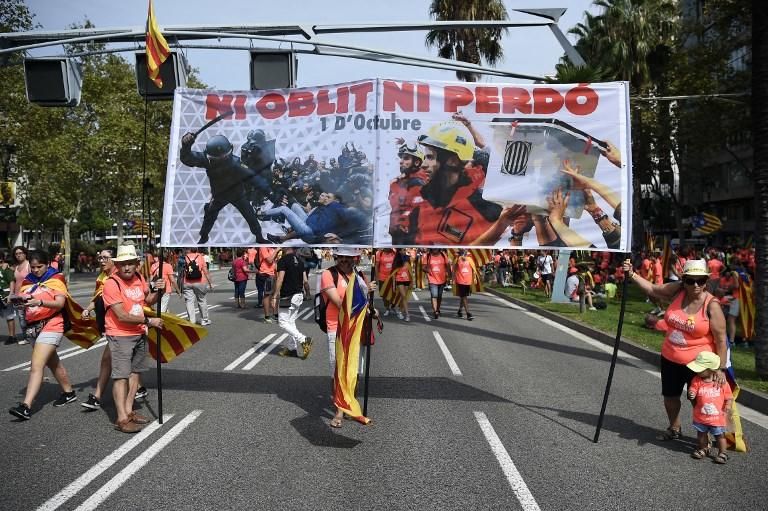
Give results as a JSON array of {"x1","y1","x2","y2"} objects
[{"x1": 161, "y1": 79, "x2": 631, "y2": 251}]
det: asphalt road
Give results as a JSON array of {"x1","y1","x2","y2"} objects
[{"x1": 1, "y1": 267, "x2": 766, "y2": 510}]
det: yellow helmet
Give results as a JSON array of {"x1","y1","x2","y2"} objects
[
  {"x1": 418, "y1": 121, "x2": 475, "y2": 161},
  {"x1": 398, "y1": 142, "x2": 424, "y2": 163}
]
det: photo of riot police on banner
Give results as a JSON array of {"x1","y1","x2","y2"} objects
[{"x1": 179, "y1": 128, "x2": 275, "y2": 245}]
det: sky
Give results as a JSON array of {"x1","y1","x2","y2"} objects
[{"x1": 23, "y1": 0, "x2": 598, "y2": 90}]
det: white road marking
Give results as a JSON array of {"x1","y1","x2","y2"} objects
[
  {"x1": 74, "y1": 410, "x2": 203, "y2": 511},
  {"x1": 490, "y1": 295, "x2": 525, "y2": 310},
  {"x1": 411, "y1": 291, "x2": 419, "y2": 301},
  {"x1": 418, "y1": 305, "x2": 432, "y2": 322},
  {"x1": 177, "y1": 303, "x2": 221, "y2": 319},
  {"x1": 4, "y1": 344, "x2": 85, "y2": 372},
  {"x1": 36, "y1": 415, "x2": 174, "y2": 511},
  {"x1": 474, "y1": 411, "x2": 541, "y2": 511},
  {"x1": 223, "y1": 334, "x2": 275, "y2": 371},
  {"x1": 20, "y1": 341, "x2": 108, "y2": 372},
  {"x1": 432, "y1": 331, "x2": 462, "y2": 376},
  {"x1": 228, "y1": 290, "x2": 259, "y2": 300},
  {"x1": 301, "y1": 309, "x2": 315, "y2": 320},
  {"x1": 243, "y1": 333, "x2": 288, "y2": 369}
]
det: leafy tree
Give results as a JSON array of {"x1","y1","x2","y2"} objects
[{"x1": 425, "y1": 0, "x2": 508, "y2": 82}]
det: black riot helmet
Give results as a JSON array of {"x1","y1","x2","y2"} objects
[
  {"x1": 205, "y1": 135, "x2": 233, "y2": 163},
  {"x1": 240, "y1": 130, "x2": 276, "y2": 171}
]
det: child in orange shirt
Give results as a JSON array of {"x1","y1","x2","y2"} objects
[{"x1": 686, "y1": 351, "x2": 733, "y2": 464}]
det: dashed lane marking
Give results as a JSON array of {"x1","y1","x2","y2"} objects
[{"x1": 432, "y1": 331, "x2": 462, "y2": 376}]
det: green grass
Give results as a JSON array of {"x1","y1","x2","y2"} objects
[{"x1": 490, "y1": 283, "x2": 768, "y2": 395}]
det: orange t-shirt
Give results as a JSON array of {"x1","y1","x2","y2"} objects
[
  {"x1": 653, "y1": 260, "x2": 663, "y2": 285},
  {"x1": 320, "y1": 267, "x2": 351, "y2": 334},
  {"x1": 246, "y1": 248, "x2": 258, "y2": 265},
  {"x1": 425, "y1": 253, "x2": 448, "y2": 285},
  {"x1": 707, "y1": 259, "x2": 724, "y2": 279},
  {"x1": 103, "y1": 275, "x2": 148, "y2": 336},
  {"x1": 24, "y1": 286, "x2": 66, "y2": 333},
  {"x1": 395, "y1": 263, "x2": 411, "y2": 283},
  {"x1": 455, "y1": 258, "x2": 474, "y2": 286},
  {"x1": 151, "y1": 261, "x2": 175, "y2": 292},
  {"x1": 183, "y1": 253, "x2": 206, "y2": 284},
  {"x1": 690, "y1": 376, "x2": 733, "y2": 427},
  {"x1": 375, "y1": 250, "x2": 396, "y2": 282},
  {"x1": 258, "y1": 248, "x2": 277, "y2": 275},
  {"x1": 661, "y1": 292, "x2": 717, "y2": 364}
]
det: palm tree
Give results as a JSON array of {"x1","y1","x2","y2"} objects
[
  {"x1": 425, "y1": 0, "x2": 508, "y2": 82},
  {"x1": 753, "y1": 0, "x2": 767, "y2": 378}
]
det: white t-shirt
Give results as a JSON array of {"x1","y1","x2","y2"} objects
[
  {"x1": 538, "y1": 255, "x2": 554, "y2": 274},
  {"x1": 565, "y1": 274, "x2": 579, "y2": 299}
]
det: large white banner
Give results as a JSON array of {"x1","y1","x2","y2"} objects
[{"x1": 162, "y1": 79, "x2": 631, "y2": 251}]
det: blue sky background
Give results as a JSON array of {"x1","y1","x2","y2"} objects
[{"x1": 24, "y1": 0, "x2": 598, "y2": 89}]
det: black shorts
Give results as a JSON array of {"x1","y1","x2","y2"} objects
[
  {"x1": 660, "y1": 355, "x2": 695, "y2": 397},
  {"x1": 456, "y1": 284, "x2": 471, "y2": 297},
  {"x1": 396, "y1": 280, "x2": 411, "y2": 288}
]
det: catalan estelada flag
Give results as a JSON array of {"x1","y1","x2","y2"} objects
[
  {"x1": 20, "y1": 270, "x2": 101, "y2": 350},
  {"x1": 737, "y1": 273, "x2": 755, "y2": 340},
  {"x1": 691, "y1": 212, "x2": 722, "y2": 234},
  {"x1": 379, "y1": 272, "x2": 404, "y2": 308},
  {"x1": 333, "y1": 274, "x2": 371, "y2": 425},
  {"x1": 144, "y1": 307, "x2": 208, "y2": 363},
  {"x1": 146, "y1": 0, "x2": 170, "y2": 87}
]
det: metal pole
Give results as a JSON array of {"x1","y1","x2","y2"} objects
[
  {"x1": 363, "y1": 251, "x2": 376, "y2": 416},
  {"x1": 593, "y1": 257, "x2": 630, "y2": 443},
  {"x1": 156, "y1": 247, "x2": 164, "y2": 424}
]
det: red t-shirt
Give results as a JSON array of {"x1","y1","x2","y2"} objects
[
  {"x1": 376, "y1": 250, "x2": 396, "y2": 282},
  {"x1": 690, "y1": 376, "x2": 733, "y2": 427},
  {"x1": 395, "y1": 263, "x2": 411, "y2": 283},
  {"x1": 425, "y1": 253, "x2": 448, "y2": 285},
  {"x1": 103, "y1": 275, "x2": 148, "y2": 336},
  {"x1": 455, "y1": 258, "x2": 474, "y2": 286},
  {"x1": 707, "y1": 259, "x2": 724, "y2": 279},
  {"x1": 233, "y1": 258, "x2": 249, "y2": 282}
]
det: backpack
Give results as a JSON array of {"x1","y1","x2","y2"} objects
[
  {"x1": 227, "y1": 264, "x2": 236, "y2": 282},
  {"x1": 186, "y1": 255, "x2": 203, "y2": 280}
]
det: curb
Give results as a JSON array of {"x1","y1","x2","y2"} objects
[{"x1": 486, "y1": 287, "x2": 768, "y2": 416}]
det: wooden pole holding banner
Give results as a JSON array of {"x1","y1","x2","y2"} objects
[{"x1": 593, "y1": 254, "x2": 631, "y2": 443}]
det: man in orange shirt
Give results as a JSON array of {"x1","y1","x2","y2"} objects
[
  {"x1": 453, "y1": 250, "x2": 477, "y2": 321},
  {"x1": 103, "y1": 245, "x2": 164, "y2": 433},
  {"x1": 256, "y1": 247, "x2": 279, "y2": 322},
  {"x1": 424, "y1": 248, "x2": 451, "y2": 319},
  {"x1": 150, "y1": 249, "x2": 181, "y2": 313}
]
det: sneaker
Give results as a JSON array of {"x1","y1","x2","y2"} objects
[
  {"x1": 588, "y1": 306, "x2": 597, "y2": 311},
  {"x1": 17, "y1": 338, "x2": 29, "y2": 345},
  {"x1": 3, "y1": 336, "x2": 17, "y2": 345},
  {"x1": 266, "y1": 233, "x2": 283, "y2": 244},
  {"x1": 9, "y1": 402, "x2": 31, "y2": 420},
  {"x1": 433, "y1": 311, "x2": 439, "y2": 319},
  {"x1": 81, "y1": 393, "x2": 101, "y2": 410},
  {"x1": 277, "y1": 347, "x2": 298, "y2": 357},
  {"x1": 466, "y1": 313, "x2": 474, "y2": 321},
  {"x1": 52, "y1": 391, "x2": 77, "y2": 407},
  {"x1": 383, "y1": 309, "x2": 391, "y2": 317},
  {"x1": 404, "y1": 315, "x2": 410, "y2": 322},
  {"x1": 273, "y1": 315, "x2": 279, "y2": 321},
  {"x1": 396, "y1": 311, "x2": 404, "y2": 320},
  {"x1": 201, "y1": 319, "x2": 211, "y2": 326},
  {"x1": 135, "y1": 387, "x2": 148, "y2": 400},
  {"x1": 263, "y1": 317, "x2": 273, "y2": 324},
  {"x1": 457, "y1": 310, "x2": 463, "y2": 318},
  {"x1": 300, "y1": 337, "x2": 313, "y2": 360}
]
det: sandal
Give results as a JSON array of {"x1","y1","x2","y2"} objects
[
  {"x1": 713, "y1": 452, "x2": 728, "y2": 464},
  {"x1": 329, "y1": 417, "x2": 343, "y2": 429},
  {"x1": 656, "y1": 427, "x2": 682, "y2": 441},
  {"x1": 691, "y1": 448, "x2": 708, "y2": 460}
]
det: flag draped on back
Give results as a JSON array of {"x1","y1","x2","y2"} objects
[
  {"x1": 379, "y1": 272, "x2": 404, "y2": 308},
  {"x1": 447, "y1": 249, "x2": 487, "y2": 293},
  {"x1": 333, "y1": 274, "x2": 371, "y2": 425},
  {"x1": 20, "y1": 272, "x2": 101, "y2": 350},
  {"x1": 413, "y1": 254, "x2": 425, "y2": 289},
  {"x1": 146, "y1": 0, "x2": 170, "y2": 87},
  {"x1": 737, "y1": 273, "x2": 755, "y2": 341},
  {"x1": 144, "y1": 307, "x2": 208, "y2": 363}
]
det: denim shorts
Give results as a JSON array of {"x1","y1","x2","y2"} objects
[
  {"x1": 692, "y1": 421, "x2": 727, "y2": 436},
  {"x1": 428, "y1": 283, "x2": 445, "y2": 299}
]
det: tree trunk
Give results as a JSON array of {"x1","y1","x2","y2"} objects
[
  {"x1": 753, "y1": 0, "x2": 768, "y2": 377},
  {"x1": 62, "y1": 219, "x2": 71, "y2": 284}
]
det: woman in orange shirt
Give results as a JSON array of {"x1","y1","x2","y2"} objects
[
  {"x1": 392, "y1": 250, "x2": 412, "y2": 322},
  {"x1": 9, "y1": 251, "x2": 77, "y2": 420},
  {"x1": 623, "y1": 258, "x2": 727, "y2": 441}
]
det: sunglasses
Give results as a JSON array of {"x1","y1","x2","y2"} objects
[{"x1": 683, "y1": 277, "x2": 708, "y2": 286}]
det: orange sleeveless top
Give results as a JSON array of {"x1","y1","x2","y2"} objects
[{"x1": 661, "y1": 291, "x2": 717, "y2": 364}]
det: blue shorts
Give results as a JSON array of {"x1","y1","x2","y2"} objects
[
  {"x1": 429, "y1": 283, "x2": 445, "y2": 299},
  {"x1": 692, "y1": 421, "x2": 727, "y2": 436}
]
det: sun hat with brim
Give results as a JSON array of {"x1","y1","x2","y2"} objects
[
  {"x1": 682, "y1": 259, "x2": 709, "y2": 276},
  {"x1": 113, "y1": 244, "x2": 140, "y2": 262},
  {"x1": 686, "y1": 351, "x2": 721, "y2": 372},
  {"x1": 335, "y1": 247, "x2": 361, "y2": 257}
]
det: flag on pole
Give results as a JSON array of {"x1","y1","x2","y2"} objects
[
  {"x1": 660, "y1": 237, "x2": 671, "y2": 280},
  {"x1": 737, "y1": 273, "x2": 755, "y2": 341},
  {"x1": 145, "y1": 307, "x2": 209, "y2": 363},
  {"x1": 333, "y1": 274, "x2": 371, "y2": 425},
  {"x1": 146, "y1": 0, "x2": 170, "y2": 88},
  {"x1": 691, "y1": 212, "x2": 723, "y2": 234},
  {"x1": 724, "y1": 353, "x2": 749, "y2": 453}
]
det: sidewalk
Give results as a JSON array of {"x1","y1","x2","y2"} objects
[{"x1": 487, "y1": 288, "x2": 768, "y2": 416}]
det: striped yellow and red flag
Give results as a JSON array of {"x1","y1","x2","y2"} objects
[
  {"x1": 333, "y1": 274, "x2": 371, "y2": 425},
  {"x1": 145, "y1": 307, "x2": 208, "y2": 363},
  {"x1": 379, "y1": 272, "x2": 404, "y2": 308},
  {"x1": 146, "y1": 0, "x2": 170, "y2": 87},
  {"x1": 413, "y1": 253, "x2": 425, "y2": 289},
  {"x1": 660, "y1": 237, "x2": 671, "y2": 280},
  {"x1": 738, "y1": 275, "x2": 755, "y2": 340}
]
